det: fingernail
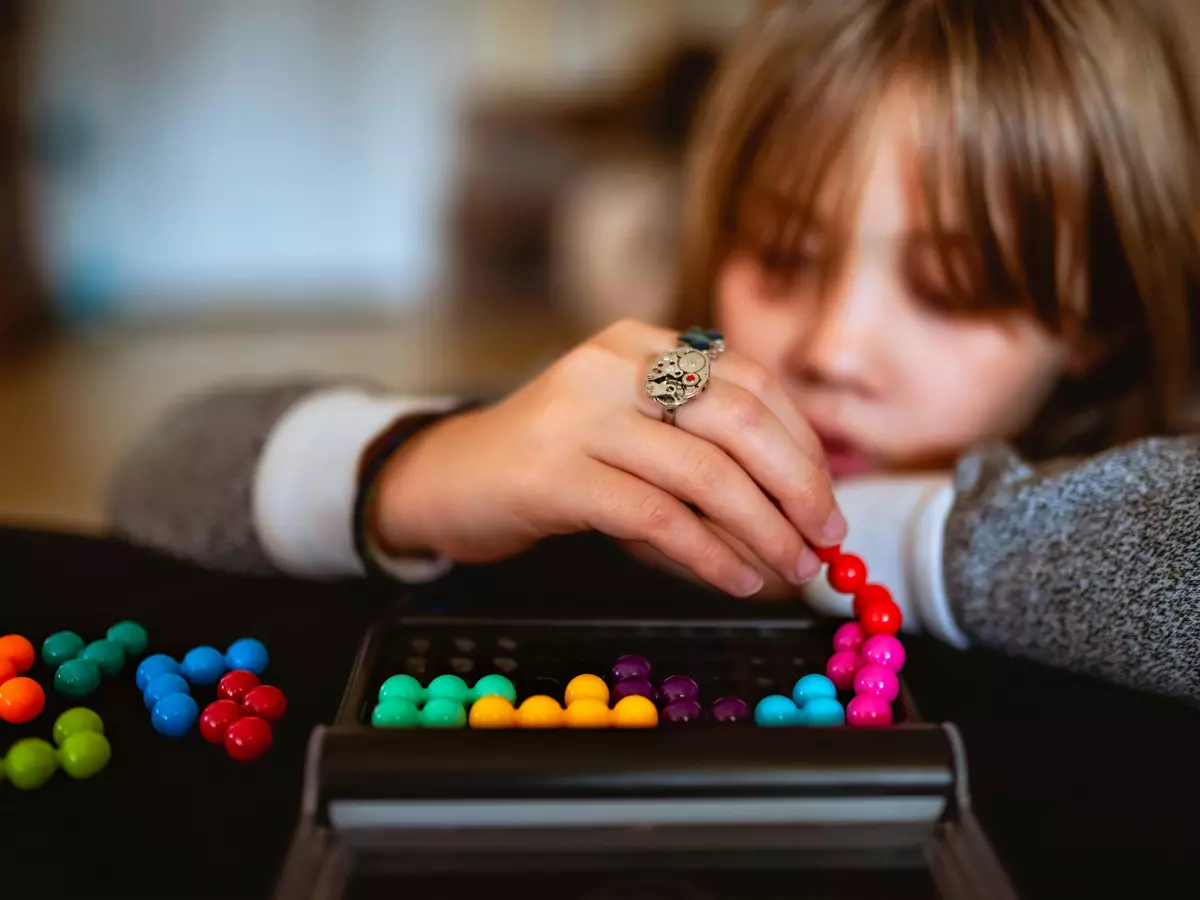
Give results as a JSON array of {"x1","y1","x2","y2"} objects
[
  {"x1": 823, "y1": 509, "x2": 848, "y2": 543},
  {"x1": 795, "y1": 551, "x2": 822, "y2": 584},
  {"x1": 737, "y1": 565, "x2": 765, "y2": 596}
]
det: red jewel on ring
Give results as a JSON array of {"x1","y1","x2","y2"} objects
[{"x1": 685, "y1": 374, "x2": 696, "y2": 382}]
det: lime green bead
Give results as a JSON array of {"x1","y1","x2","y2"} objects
[
  {"x1": 106, "y1": 620, "x2": 148, "y2": 656},
  {"x1": 469, "y1": 674, "x2": 516, "y2": 704},
  {"x1": 5, "y1": 738, "x2": 59, "y2": 790},
  {"x1": 371, "y1": 698, "x2": 420, "y2": 728},
  {"x1": 378, "y1": 674, "x2": 424, "y2": 706},
  {"x1": 42, "y1": 630, "x2": 85, "y2": 667},
  {"x1": 426, "y1": 674, "x2": 469, "y2": 705},
  {"x1": 79, "y1": 639, "x2": 125, "y2": 676},
  {"x1": 55, "y1": 658, "x2": 101, "y2": 697},
  {"x1": 418, "y1": 698, "x2": 466, "y2": 729},
  {"x1": 53, "y1": 707, "x2": 105, "y2": 747},
  {"x1": 58, "y1": 731, "x2": 111, "y2": 779}
]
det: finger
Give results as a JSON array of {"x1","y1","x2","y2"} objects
[
  {"x1": 670, "y1": 378, "x2": 846, "y2": 548},
  {"x1": 617, "y1": 538, "x2": 794, "y2": 601},
  {"x1": 578, "y1": 462, "x2": 765, "y2": 597},
  {"x1": 591, "y1": 417, "x2": 823, "y2": 585}
]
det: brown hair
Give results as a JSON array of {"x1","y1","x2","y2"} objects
[{"x1": 675, "y1": 0, "x2": 1200, "y2": 459}]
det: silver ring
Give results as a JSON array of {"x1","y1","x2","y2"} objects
[{"x1": 646, "y1": 330, "x2": 724, "y2": 424}]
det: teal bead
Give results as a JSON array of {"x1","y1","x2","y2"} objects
[
  {"x1": 5, "y1": 738, "x2": 59, "y2": 790},
  {"x1": 754, "y1": 695, "x2": 801, "y2": 727},
  {"x1": 469, "y1": 674, "x2": 516, "y2": 705},
  {"x1": 79, "y1": 639, "x2": 125, "y2": 676},
  {"x1": 798, "y1": 697, "x2": 845, "y2": 727},
  {"x1": 106, "y1": 620, "x2": 148, "y2": 656},
  {"x1": 426, "y1": 674, "x2": 469, "y2": 705},
  {"x1": 378, "y1": 674, "x2": 425, "y2": 706},
  {"x1": 371, "y1": 698, "x2": 420, "y2": 728},
  {"x1": 792, "y1": 674, "x2": 837, "y2": 708},
  {"x1": 42, "y1": 630, "x2": 85, "y2": 667},
  {"x1": 53, "y1": 707, "x2": 105, "y2": 747},
  {"x1": 58, "y1": 731, "x2": 111, "y2": 779},
  {"x1": 55, "y1": 658, "x2": 102, "y2": 697},
  {"x1": 418, "y1": 698, "x2": 466, "y2": 729}
]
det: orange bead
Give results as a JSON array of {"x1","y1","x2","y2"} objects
[
  {"x1": 516, "y1": 695, "x2": 565, "y2": 729},
  {"x1": 564, "y1": 674, "x2": 609, "y2": 707},
  {"x1": 0, "y1": 676, "x2": 46, "y2": 724},
  {"x1": 564, "y1": 698, "x2": 611, "y2": 728},
  {"x1": 0, "y1": 656, "x2": 16, "y2": 685},
  {"x1": 469, "y1": 695, "x2": 517, "y2": 729},
  {"x1": 611, "y1": 695, "x2": 658, "y2": 728},
  {"x1": 0, "y1": 634, "x2": 35, "y2": 674}
]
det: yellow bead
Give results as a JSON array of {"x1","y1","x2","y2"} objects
[
  {"x1": 564, "y1": 674, "x2": 610, "y2": 707},
  {"x1": 611, "y1": 695, "x2": 658, "y2": 728},
  {"x1": 564, "y1": 698, "x2": 611, "y2": 728},
  {"x1": 517, "y1": 695, "x2": 565, "y2": 728},
  {"x1": 468, "y1": 695, "x2": 517, "y2": 729}
]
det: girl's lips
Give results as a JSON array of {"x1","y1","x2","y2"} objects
[{"x1": 816, "y1": 432, "x2": 876, "y2": 479}]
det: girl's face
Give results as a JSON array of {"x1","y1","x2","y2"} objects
[{"x1": 715, "y1": 99, "x2": 1072, "y2": 478}]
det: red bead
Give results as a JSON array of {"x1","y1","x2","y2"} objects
[
  {"x1": 827, "y1": 553, "x2": 867, "y2": 593},
  {"x1": 217, "y1": 670, "x2": 260, "y2": 703},
  {"x1": 224, "y1": 716, "x2": 273, "y2": 762},
  {"x1": 814, "y1": 543, "x2": 841, "y2": 564},
  {"x1": 860, "y1": 600, "x2": 903, "y2": 635},
  {"x1": 853, "y1": 583, "x2": 893, "y2": 619},
  {"x1": 242, "y1": 684, "x2": 287, "y2": 722},
  {"x1": 200, "y1": 699, "x2": 244, "y2": 743}
]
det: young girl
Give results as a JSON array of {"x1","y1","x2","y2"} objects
[{"x1": 110, "y1": 0, "x2": 1200, "y2": 703}]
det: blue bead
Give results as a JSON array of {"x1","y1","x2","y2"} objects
[
  {"x1": 151, "y1": 693, "x2": 199, "y2": 737},
  {"x1": 136, "y1": 654, "x2": 181, "y2": 692},
  {"x1": 792, "y1": 674, "x2": 838, "y2": 708},
  {"x1": 798, "y1": 697, "x2": 845, "y2": 727},
  {"x1": 144, "y1": 673, "x2": 190, "y2": 710},
  {"x1": 180, "y1": 646, "x2": 226, "y2": 686},
  {"x1": 224, "y1": 638, "x2": 269, "y2": 675},
  {"x1": 754, "y1": 695, "x2": 801, "y2": 727},
  {"x1": 705, "y1": 329, "x2": 723, "y2": 340}
]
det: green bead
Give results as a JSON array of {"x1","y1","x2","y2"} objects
[
  {"x1": 418, "y1": 698, "x2": 466, "y2": 729},
  {"x1": 5, "y1": 738, "x2": 59, "y2": 790},
  {"x1": 106, "y1": 620, "x2": 148, "y2": 656},
  {"x1": 469, "y1": 674, "x2": 516, "y2": 705},
  {"x1": 42, "y1": 630, "x2": 85, "y2": 667},
  {"x1": 426, "y1": 674, "x2": 469, "y2": 705},
  {"x1": 58, "y1": 731, "x2": 111, "y2": 779},
  {"x1": 371, "y1": 698, "x2": 420, "y2": 728},
  {"x1": 79, "y1": 639, "x2": 125, "y2": 676},
  {"x1": 53, "y1": 707, "x2": 105, "y2": 747},
  {"x1": 378, "y1": 674, "x2": 425, "y2": 706},
  {"x1": 55, "y1": 658, "x2": 102, "y2": 697}
]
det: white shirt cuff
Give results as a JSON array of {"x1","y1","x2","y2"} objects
[
  {"x1": 252, "y1": 388, "x2": 460, "y2": 581},
  {"x1": 907, "y1": 482, "x2": 970, "y2": 649}
]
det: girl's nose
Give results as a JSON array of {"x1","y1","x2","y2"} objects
[{"x1": 795, "y1": 267, "x2": 887, "y2": 394}]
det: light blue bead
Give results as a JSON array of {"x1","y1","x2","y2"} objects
[
  {"x1": 792, "y1": 674, "x2": 838, "y2": 708},
  {"x1": 754, "y1": 694, "x2": 801, "y2": 727},
  {"x1": 180, "y1": 646, "x2": 226, "y2": 686},
  {"x1": 224, "y1": 638, "x2": 269, "y2": 676},
  {"x1": 151, "y1": 693, "x2": 199, "y2": 737},
  {"x1": 136, "y1": 654, "x2": 181, "y2": 692},
  {"x1": 144, "y1": 673, "x2": 190, "y2": 710},
  {"x1": 797, "y1": 697, "x2": 845, "y2": 727}
]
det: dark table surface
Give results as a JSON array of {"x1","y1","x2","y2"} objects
[{"x1": 2, "y1": 525, "x2": 1198, "y2": 899}]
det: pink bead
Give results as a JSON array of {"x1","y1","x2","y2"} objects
[
  {"x1": 846, "y1": 693, "x2": 893, "y2": 728},
  {"x1": 825, "y1": 651, "x2": 861, "y2": 690},
  {"x1": 832, "y1": 621, "x2": 865, "y2": 654},
  {"x1": 853, "y1": 664, "x2": 900, "y2": 703},
  {"x1": 861, "y1": 634, "x2": 906, "y2": 674}
]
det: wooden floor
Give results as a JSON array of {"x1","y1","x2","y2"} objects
[{"x1": 0, "y1": 309, "x2": 578, "y2": 533}]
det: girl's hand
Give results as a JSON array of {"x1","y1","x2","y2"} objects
[{"x1": 371, "y1": 319, "x2": 845, "y2": 597}]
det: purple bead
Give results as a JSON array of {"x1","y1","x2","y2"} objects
[
  {"x1": 661, "y1": 699, "x2": 704, "y2": 723},
  {"x1": 612, "y1": 676, "x2": 654, "y2": 701},
  {"x1": 709, "y1": 696, "x2": 750, "y2": 723},
  {"x1": 612, "y1": 654, "x2": 651, "y2": 680},
  {"x1": 658, "y1": 674, "x2": 699, "y2": 704}
]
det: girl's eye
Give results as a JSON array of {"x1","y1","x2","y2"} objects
[
  {"x1": 757, "y1": 234, "x2": 823, "y2": 291},
  {"x1": 903, "y1": 241, "x2": 975, "y2": 314}
]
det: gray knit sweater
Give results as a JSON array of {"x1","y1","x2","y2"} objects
[{"x1": 107, "y1": 380, "x2": 1200, "y2": 704}]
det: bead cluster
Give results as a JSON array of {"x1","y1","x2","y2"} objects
[
  {"x1": 0, "y1": 634, "x2": 45, "y2": 724},
  {"x1": 1, "y1": 707, "x2": 111, "y2": 791},
  {"x1": 371, "y1": 673, "x2": 519, "y2": 728},
  {"x1": 199, "y1": 669, "x2": 286, "y2": 762},
  {"x1": 43, "y1": 621, "x2": 150, "y2": 700}
]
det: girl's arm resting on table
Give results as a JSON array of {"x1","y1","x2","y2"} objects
[
  {"x1": 105, "y1": 380, "x2": 463, "y2": 581},
  {"x1": 804, "y1": 437, "x2": 1200, "y2": 703}
]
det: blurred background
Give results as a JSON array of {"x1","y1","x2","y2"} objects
[{"x1": 0, "y1": 0, "x2": 754, "y2": 531}]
